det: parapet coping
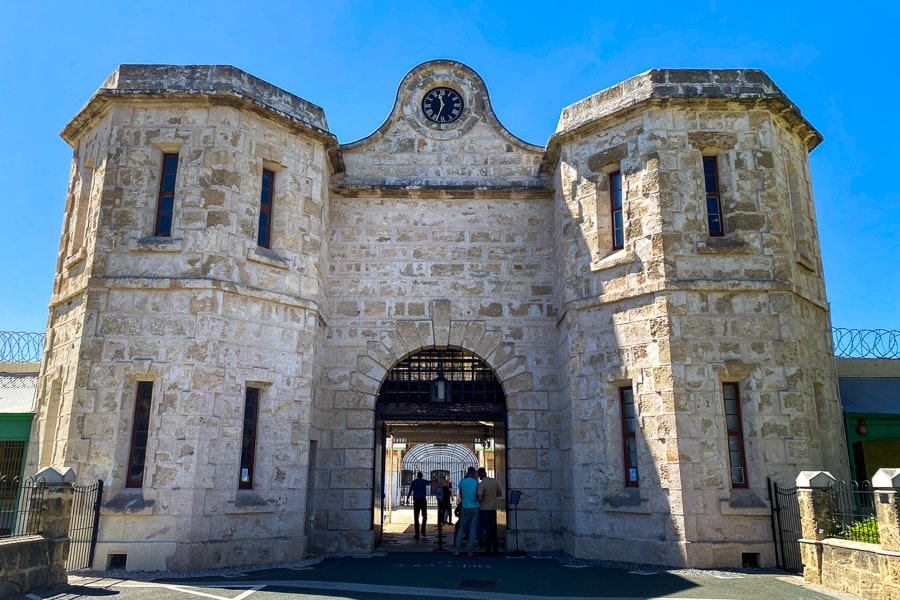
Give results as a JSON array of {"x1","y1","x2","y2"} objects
[
  {"x1": 60, "y1": 65, "x2": 822, "y2": 182},
  {"x1": 61, "y1": 64, "x2": 344, "y2": 172},
  {"x1": 544, "y1": 68, "x2": 822, "y2": 173}
]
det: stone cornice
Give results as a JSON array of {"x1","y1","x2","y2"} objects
[
  {"x1": 329, "y1": 184, "x2": 551, "y2": 199},
  {"x1": 542, "y1": 69, "x2": 823, "y2": 175},
  {"x1": 61, "y1": 64, "x2": 345, "y2": 173}
]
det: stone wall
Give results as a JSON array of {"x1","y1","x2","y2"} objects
[
  {"x1": 0, "y1": 536, "x2": 67, "y2": 599},
  {"x1": 32, "y1": 66, "x2": 336, "y2": 570},
  {"x1": 547, "y1": 70, "x2": 846, "y2": 566},
  {"x1": 798, "y1": 469, "x2": 900, "y2": 600},
  {"x1": 311, "y1": 191, "x2": 559, "y2": 553}
]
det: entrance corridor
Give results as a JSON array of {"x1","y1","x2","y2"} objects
[{"x1": 380, "y1": 506, "x2": 459, "y2": 552}]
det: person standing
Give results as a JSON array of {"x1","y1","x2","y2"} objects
[
  {"x1": 406, "y1": 471, "x2": 429, "y2": 537},
  {"x1": 477, "y1": 467, "x2": 502, "y2": 555},
  {"x1": 438, "y1": 474, "x2": 453, "y2": 526},
  {"x1": 453, "y1": 466, "x2": 480, "y2": 556}
]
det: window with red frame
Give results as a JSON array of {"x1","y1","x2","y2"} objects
[
  {"x1": 723, "y1": 382, "x2": 748, "y2": 487},
  {"x1": 620, "y1": 386, "x2": 638, "y2": 486},
  {"x1": 126, "y1": 381, "x2": 153, "y2": 488},
  {"x1": 240, "y1": 387, "x2": 260, "y2": 489},
  {"x1": 703, "y1": 157, "x2": 724, "y2": 236},
  {"x1": 610, "y1": 171, "x2": 624, "y2": 250},
  {"x1": 257, "y1": 169, "x2": 274, "y2": 248},
  {"x1": 155, "y1": 153, "x2": 179, "y2": 236}
]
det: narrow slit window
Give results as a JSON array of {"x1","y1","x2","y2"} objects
[
  {"x1": 258, "y1": 169, "x2": 274, "y2": 248},
  {"x1": 621, "y1": 386, "x2": 638, "y2": 486},
  {"x1": 723, "y1": 382, "x2": 748, "y2": 488},
  {"x1": 610, "y1": 171, "x2": 624, "y2": 250},
  {"x1": 240, "y1": 387, "x2": 260, "y2": 489},
  {"x1": 703, "y1": 157, "x2": 724, "y2": 236},
  {"x1": 155, "y1": 153, "x2": 179, "y2": 237},
  {"x1": 126, "y1": 382, "x2": 153, "y2": 488}
]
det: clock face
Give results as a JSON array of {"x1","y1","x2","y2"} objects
[{"x1": 422, "y1": 87, "x2": 464, "y2": 123}]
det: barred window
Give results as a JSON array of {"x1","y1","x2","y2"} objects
[
  {"x1": 610, "y1": 171, "x2": 624, "y2": 250},
  {"x1": 723, "y1": 382, "x2": 748, "y2": 487},
  {"x1": 126, "y1": 382, "x2": 153, "y2": 488},
  {"x1": 620, "y1": 387, "x2": 638, "y2": 486},
  {"x1": 703, "y1": 157, "x2": 724, "y2": 236},
  {"x1": 240, "y1": 387, "x2": 260, "y2": 489},
  {"x1": 155, "y1": 153, "x2": 179, "y2": 236},
  {"x1": 258, "y1": 169, "x2": 274, "y2": 248}
]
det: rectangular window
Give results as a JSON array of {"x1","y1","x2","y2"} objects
[
  {"x1": 257, "y1": 169, "x2": 274, "y2": 248},
  {"x1": 620, "y1": 386, "x2": 638, "y2": 486},
  {"x1": 240, "y1": 387, "x2": 260, "y2": 489},
  {"x1": 703, "y1": 157, "x2": 724, "y2": 236},
  {"x1": 723, "y1": 382, "x2": 748, "y2": 488},
  {"x1": 126, "y1": 382, "x2": 153, "y2": 488},
  {"x1": 610, "y1": 171, "x2": 624, "y2": 250},
  {"x1": 155, "y1": 153, "x2": 179, "y2": 237}
]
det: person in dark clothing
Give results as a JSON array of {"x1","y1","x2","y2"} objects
[
  {"x1": 406, "y1": 471, "x2": 429, "y2": 537},
  {"x1": 438, "y1": 474, "x2": 453, "y2": 525}
]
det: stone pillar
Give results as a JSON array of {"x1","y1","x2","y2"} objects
[
  {"x1": 796, "y1": 470, "x2": 835, "y2": 584},
  {"x1": 872, "y1": 468, "x2": 900, "y2": 552},
  {"x1": 34, "y1": 466, "x2": 76, "y2": 588}
]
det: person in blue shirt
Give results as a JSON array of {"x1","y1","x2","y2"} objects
[
  {"x1": 406, "y1": 471, "x2": 430, "y2": 537},
  {"x1": 453, "y1": 466, "x2": 480, "y2": 556}
]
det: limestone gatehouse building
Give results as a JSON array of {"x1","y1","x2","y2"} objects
[{"x1": 29, "y1": 59, "x2": 849, "y2": 571}]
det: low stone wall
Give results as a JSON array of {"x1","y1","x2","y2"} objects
[
  {"x1": 0, "y1": 467, "x2": 75, "y2": 599},
  {"x1": 819, "y1": 539, "x2": 899, "y2": 599},
  {"x1": 0, "y1": 535, "x2": 69, "y2": 599},
  {"x1": 798, "y1": 468, "x2": 900, "y2": 600}
]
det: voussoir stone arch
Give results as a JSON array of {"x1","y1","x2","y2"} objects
[{"x1": 359, "y1": 299, "x2": 535, "y2": 401}]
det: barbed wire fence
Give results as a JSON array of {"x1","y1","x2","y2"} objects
[
  {"x1": 0, "y1": 332, "x2": 45, "y2": 363},
  {"x1": 832, "y1": 328, "x2": 900, "y2": 359},
  {"x1": 0, "y1": 328, "x2": 897, "y2": 363}
]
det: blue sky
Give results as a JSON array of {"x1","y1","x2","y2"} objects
[{"x1": 1, "y1": 1, "x2": 897, "y2": 334}]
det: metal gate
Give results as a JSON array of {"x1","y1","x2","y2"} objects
[
  {"x1": 66, "y1": 479, "x2": 103, "y2": 571},
  {"x1": 768, "y1": 478, "x2": 802, "y2": 572},
  {"x1": 400, "y1": 444, "x2": 478, "y2": 508}
]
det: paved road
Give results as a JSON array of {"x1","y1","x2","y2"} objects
[{"x1": 23, "y1": 552, "x2": 863, "y2": 600}]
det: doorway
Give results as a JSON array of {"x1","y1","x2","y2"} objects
[{"x1": 373, "y1": 348, "x2": 507, "y2": 552}]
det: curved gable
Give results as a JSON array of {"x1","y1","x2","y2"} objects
[{"x1": 335, "y1": 60, "x2": 546, "y2": 190}]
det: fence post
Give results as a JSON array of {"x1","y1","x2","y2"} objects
[
  {"x1": 33, "y1": 466, "x2": 76, "y2": 588},
  {"x1": 872, "y1": 468, "x2": 900, "y2": 552},
  {"x1": 795, "y1": 470, "x2": 835, "y2": 584}
]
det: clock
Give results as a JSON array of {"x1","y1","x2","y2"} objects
[{"x1": 421, "y1": 87, "x2": 464, "y2": 123}]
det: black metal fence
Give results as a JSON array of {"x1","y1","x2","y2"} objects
[
  {"x1": 0, "y1": 475, "x2": 45, "y2": 538},
  {"x1": 769, "y1": 478, "x2": 802, "y2": 572},
  {"x1": 66, "y1": 479, "x2": 103, "y2": 571},
  {"x1": 825, "y1": 480, "x2": 880, "y2": 544}
]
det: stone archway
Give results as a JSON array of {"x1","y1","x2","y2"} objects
[{"x1": 312, "y1": 299, "x2": 537, "y2": 554}]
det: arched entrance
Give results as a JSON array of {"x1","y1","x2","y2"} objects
[{"x1": 374, "y1": 347, "x2": 507, "y2": 550}]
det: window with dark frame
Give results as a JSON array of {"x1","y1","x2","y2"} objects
[
  {"x1": 723, "y1": 382, "x2": 748, "y2": 487},
  {"x1": 703, "y1": 156, "x2": 724, "y2": 236},
  {"x1": 620, "y1": 386, "x2": 638, "y2": 487},
  {"x1": 240, "y1": 387, "x2": 260, "y2": 489},
  {"x1": 257, "y1": 169, "x2": 274, "y2": 248},
  {"x1": 610, "y1": 171, "x2": 624, "y2": 250},
  {"x1": 126, "y1": 381, "x2": 153, "y2": 488},
  {"x1": 155, "y1": 153, "x2": 179, "y2": 237}
]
